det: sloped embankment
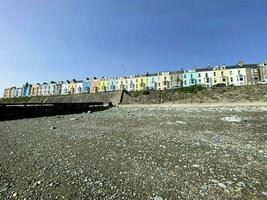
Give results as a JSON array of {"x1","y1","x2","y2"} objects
[
  {"x1": 121, "y1": 85, "x2": 267, "y2": 104},
  {"x1": 0, "y1": 91, "x2": 123, "y2": 106}
]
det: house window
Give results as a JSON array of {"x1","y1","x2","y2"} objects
[
  {"x1": 198, "y1": 73, "x2": 201, "y2": 77},
  {"x1": 184, "y1": 75, "x2": 186, "y2": 78},
  {"x1": 230, "y1": 71, "x2": 232, "y2": 75},
  {"x1": 190, "y1": 74, "x2": 193, "y2": 78},
  {"x1": 240, "y1": 77, "x2": 244, "y2": 81},
  {"x1": 222, "y1": 78, "x2": 226, "y2": 82},
  {"x1": 221, "y1": 71, "x2": 224, "y2": 76},
  {"x1": 214, "y1": 79, "x2": 217, "y2": 83},
  {"x1": 205, "y1": 73, "x2": 208, "y2": 77},
  {"x1": 184, "y1": 80, "x2": 187, "y2": 85},
  {"x1": 199, "y1": 79, "x2": 201, "y2": 83},
  {"x1": 230, "y1": 77, "x2": 233, "y2": 82},
  {"x1": 214, "y1": 72, "x2": 216, "y2": 76}
]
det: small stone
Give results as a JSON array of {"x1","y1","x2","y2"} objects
[
  {"x1": 262, "y1": 191, "x2": 267, "y2": 196},
  {"x1": 37, "y1": 180, "x2": 41, "y2": 185},
  {"x1": 192, "y1": 164, "x2": 200, "y2": 168},
  {"x1": 13, "y1": 193, "x2": 17, "y2": 197},
  {"x1": 50, "y1": 126, "x2": 56, "y2": 130},
  {"x1": 154, "y1": 195, "x2": 163, "y2": 200},
  {"x1": 218, "y1": 183, "x2": 227, "y2": 188},
  {"x1": 69, "y1": 117, "x2": 77, "y2": 121}
]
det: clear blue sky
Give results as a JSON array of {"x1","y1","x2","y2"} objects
[{"x1": 1, "y1": 0, "x2": 267, "y2": 96}]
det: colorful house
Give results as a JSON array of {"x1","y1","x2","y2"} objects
[
  {"x1": 99, "y1": 78, "x2": 108, "y2": 92},
  {"x1": 183, "y1": 69, "x2": 197, "y2": 87},
  {"x1": 135, "y1": 75, "x2": 146, "y2": 91},
  {"x1": 48, "y1": 81, "x2": 62, "y2": 96},
  {"x1": 90, "y1": 79, "x2": 100, "y2": 93},
  {"x1": 22, "y1": 82, "x2": 32, "y2": 97},
  {"x1": 196, "y1": 68, "x2": 213, "y2": 87},
  {"x1": 116, "y1": 77, "x2": 127, "y2": 91},
  {"x1": 3, "y1": 88, "x2": 11, "y2": 98},
  {"x1": 158, "y1": 72, "x2": 171, "y2": 90},
  {"x1": 212, "y1": 65, "x2": 230, "y2": 86},
  {"x1": 82, "y1": 78, "x2": 91, "y2": 94},
  {"x1": 169, "y1": 71, "x2": 183, "y2": 89},
  {"x1": 145, "y1": 73, "x2": 159, "y2": 90},
  {"x1": 31, "y1": 84, "x2": 40, "y2": 96},
  {"x1": 107, "y1": 78, "x2": 117, "y2": 92}
]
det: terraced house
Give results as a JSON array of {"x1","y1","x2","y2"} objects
[
  {"x1": 183, "y1": 70, "x2": 197, "y2": 87},
  {"x1": 82, "y1": 78, "x2": 91, "y2": 93},
  {"x1": 99, "y1": 78, "x2": 108, "y2": 92},
  {"x1": 196, "y1": 67, "x2": 214, "y2": 87},
  {"x1": 3, "y1": 61, "x2": 267, "y2": 98},
  {"x1": 22, "y1": 82, "x2": 32, "y2": 97},
  {"x1": 212, "y1": 65, "x2": 230, "y2": 86},
  {"x1": 48, "y1": 81, "x2": 62, "y2": 96},
  {"x1": 31, "y1": 84, "x2": 40, "y2": 96},
  {"x1": 90, "y1": 78, "x2": 99, "y2": 93}
]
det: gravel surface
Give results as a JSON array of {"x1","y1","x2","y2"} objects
[{"x1": 0, "y1": 105, "x2": 267, "y2": 199}]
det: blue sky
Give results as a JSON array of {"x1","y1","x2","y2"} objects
[{"x1": 1, "y1": 0, "x2": 267, "y2": 96}]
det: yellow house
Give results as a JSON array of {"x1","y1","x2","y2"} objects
[
  {"x1": 99, "y1": 78, "x2": 108, "y2": 92},
  {"x1": 68, "y1": 80, "x2": 83, "y2": 94},
  {"x1": 212, "y1": 65, "x2": 230, "y2": 86},
  {"x1": 31, "y1": 84, "x2": 40, "y2": 96},
  {"x1": 135, "y1": 75, "x2": 147, "y2": 91}
]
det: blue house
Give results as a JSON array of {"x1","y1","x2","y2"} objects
[
  {"x1": 82, "y1": 79, "x2": 91, "y2": 94},
  {"x1": 183, "y1": 70, "x2": 197, "y2": 87},
  {"x1": 108, "y1": 78, "x2": 117, "y2": 92},
  {"x1": 22, "y1": 82, "x2": 32, "y2": 97}
]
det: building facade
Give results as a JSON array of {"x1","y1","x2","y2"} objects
[
  {"x1": 196, "y1": 68, "x2": 213, "y2": 87},
  {"x1": 183, "y1": 70, "x2": 197, "y2": 87}
]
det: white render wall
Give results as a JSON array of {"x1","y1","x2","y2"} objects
[
  {"x1": 197, "y1": 71, "x2": 213, "y2": 87},
  {"x1": 229, "y1": 68, "x2": 247, "y2": 86}
]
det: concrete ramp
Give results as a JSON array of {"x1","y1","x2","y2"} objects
[{"x1": 0, "y1": 91, "x2": 123, "y2": 106}]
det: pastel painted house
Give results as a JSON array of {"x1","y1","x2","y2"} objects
[
  {"x1": 196, "y1": 68, "x2": 213, "y2": 87},
  {"x1": 125, "y1": 76, "x2": 135, "y2": 91},
  {"x1": 212, "y1": 65, "x2": 230, "y2": 86},
  {"x1": 22, "y1": 82, "x2": 32, "y2": 97},
  {"x1": 3, "y1": 88, "x2": 12, "y2": 98},
  {"x1": 145, "y1": 73, "x2": 159, "y2": 90},
  {"x1": 99, "y1": 78, "x2": 108, "y2": 92},
  {"x1": 158, "y1": 72, "x2": 171, "y2": 90},
  {"x1": 90, "y1": 79, "x2": 100, "y2": 93},
  {"x1": 183, "y1": 70, "x2": 197, "y2": 87},
  {"x1": 169, "y1": 71, "x2": 183, "y2": 89},
  {"x1": 82, "y1": 78, "x2": 91, "y2": 93},
  {"x1": 68, "y1": 80, "x2": 83, "y2": 94},
  {"x1": 48, "y1": 81, "x2": 62, "y2": 96},
  {"x1": 135, "y1": 75, "x2": 146, "y2": 91},
  {"x1": 107, "y1": 78, "x2": 117, "y2": 92},
  {"x1": 31, "y1": 84, "x2": 40, "y2": 96},
  {"x1": 116, "y1": 77, "x2": 127, "y2": 91}
]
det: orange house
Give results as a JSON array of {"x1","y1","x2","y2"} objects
[{"x1": 90, "y1": 79, "x2": 100, "y2": 93}]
